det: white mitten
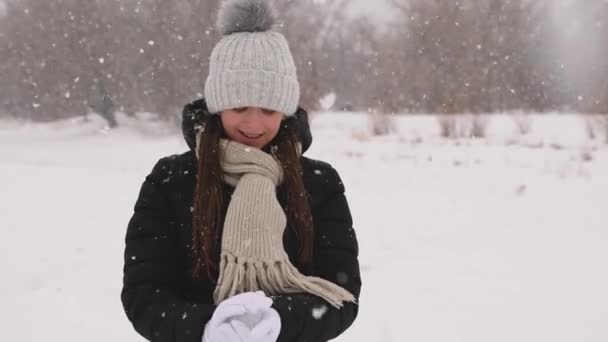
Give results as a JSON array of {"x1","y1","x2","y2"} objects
[
  {"x1": 229, "y1": 304, "x2": 281, "y2": 342},
  {"x1": 207, "y1": 321, "x2": 250, "y2": 342},
  {"x1": 203, "y1": 311, "x2": 244, "y2": 342},
  {"x1": 227, "y1": 291, "x2": 272, "y2": 312},
  {"x1": 202, "y1": 291, "x2": 273, "y2": 342},
  {"x1": 249, "y1": 307, "x2": 281, "y2": 342}
]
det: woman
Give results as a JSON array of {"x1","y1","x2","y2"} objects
[{"x1": 121, "y1": 1, "x2": 361, "y2": 341}]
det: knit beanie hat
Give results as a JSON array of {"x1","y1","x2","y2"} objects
[{"x1": 204, "y1": 0, "x2": 300, "y2": 116}]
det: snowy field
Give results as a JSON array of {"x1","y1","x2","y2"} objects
[{"x1": 1, "y1": 112, "x2": 607, "y2": 342}]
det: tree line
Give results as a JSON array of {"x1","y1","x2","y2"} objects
[{"x1": 1, "y1": 0, "x2": 606, "y2": 126}]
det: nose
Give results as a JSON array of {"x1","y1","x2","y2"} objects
[
  {"x1": 244, "y1": 107, "x2": 264, "y2": 116},
  {"x1": 239, "y1": 107, "x2": 265, "y2": 129},
  {"x1": 241, "y1": 107, "x2": 264, "y2": 121}
]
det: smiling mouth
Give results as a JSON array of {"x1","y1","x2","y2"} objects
[{"x1": 238, "y1": 130, "x2": 264, "y2": 139}]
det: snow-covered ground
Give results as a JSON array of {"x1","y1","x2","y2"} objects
[{"x1": 1, "y1": 112, "x2": 607, "y2": 342}]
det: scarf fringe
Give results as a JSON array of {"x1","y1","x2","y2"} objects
[{"x1": 213, "y1": 252, "x2": 356, "y2": 308}]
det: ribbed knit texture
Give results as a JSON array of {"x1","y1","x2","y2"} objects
[
  {"x1": 195, "y1": 136, "x2": 355, "y2": 308},
  {"x1": 204, "y1": 31, "x2": 300, "y2": 116}
]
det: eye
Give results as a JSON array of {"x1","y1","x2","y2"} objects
[
  {"x1": 233, "y1": 107, "x2": 248, "y2": 112},
  {"x1": 261, "y1": 108, "x2": 277, "y2": 115}
]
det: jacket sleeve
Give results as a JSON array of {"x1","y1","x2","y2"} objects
[
  {"x1": 272, "y1": 166, "x2": 362, "y2": 342},
  {"x1": 121, "y1": 158, "x2": 216, "y2": 342}
]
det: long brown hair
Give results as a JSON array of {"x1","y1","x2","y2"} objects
[{"x1": 191, "y1": 114, "x2": 314, "y2": 281}]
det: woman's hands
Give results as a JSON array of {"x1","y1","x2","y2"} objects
[{"x1": 202, "y1": 291, "x2": 281, "y2": 342}]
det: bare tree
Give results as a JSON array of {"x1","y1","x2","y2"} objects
[{"x1": 1, "y1": 0, "x2": 606, "y2": 122}]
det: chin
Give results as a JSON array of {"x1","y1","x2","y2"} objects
[{"x1": 236, "y1": 139, "x2": 263, "y2": 149}]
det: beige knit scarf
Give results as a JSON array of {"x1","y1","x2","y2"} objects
[{"x1": 195, "y1": 135, "x2": 355, "y2": 308}]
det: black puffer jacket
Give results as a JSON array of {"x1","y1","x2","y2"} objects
[{"x1": 121, "y1": 99, "x2": 361, "y2": 342}]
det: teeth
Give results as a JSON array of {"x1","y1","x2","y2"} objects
[{"x1": 240, "y1": 131, "x2": 262, "y2": 139}]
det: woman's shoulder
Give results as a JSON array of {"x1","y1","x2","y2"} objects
[
  {"x1": 299, "y1": 156, "x2": 346, "y2": 199},
  {"x1": 145, "y1": 150, "x2": 196, "y2": 184},
  {"x1": 300, "y1": 156, "x2": 337, "y2": 177}
]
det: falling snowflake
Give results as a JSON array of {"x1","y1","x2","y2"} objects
[{"x1": 311, "y1": 305, "x2": 328, "y2": 320}]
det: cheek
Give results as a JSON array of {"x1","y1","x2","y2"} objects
[
  {"x1": 220, "y1": 114, "x2": 239, "y2": 137},
  {"x1": 268, "y1": 121, "x2": 281, "y2": 135},
  {"x1": 268, "y1": 116, "x2": 283, "y2": 133},
  {"x1": 263, "y1": 118, "x2": 283, "y2": 141},
  {"x1": 224, "y1": 127, "x2": 239, "y2": 141}
]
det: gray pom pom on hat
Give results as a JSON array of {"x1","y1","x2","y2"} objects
[
  {"x1": 216, "y1": 0, "x2": 278, "y2": 35},
  {"x1": 204, "y1": 0, "x2": 300, "y2": 116}
]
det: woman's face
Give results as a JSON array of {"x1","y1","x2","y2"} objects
[{"x1": 220, "y1": 106, "x2": 284, "y2": 149}]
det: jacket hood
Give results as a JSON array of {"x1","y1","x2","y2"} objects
[{"x1": 181, "y1": 98, "x2": 313, "y2": 154}]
